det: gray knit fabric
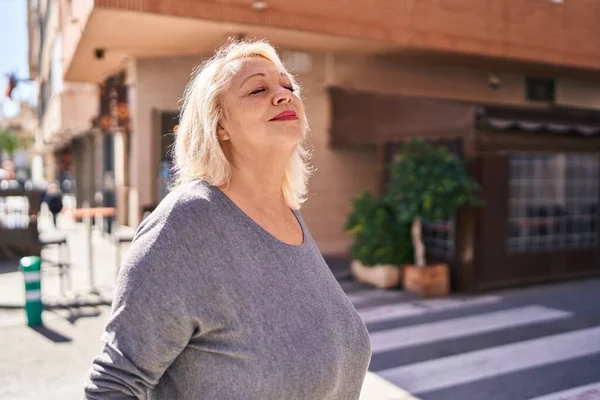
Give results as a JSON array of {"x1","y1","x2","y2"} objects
[{"x1": 84, "y1": 180, "x2": 372, "y2": 399}]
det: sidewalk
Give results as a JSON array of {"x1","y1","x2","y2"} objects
[{"x1": 0, "y1": 213, "x2": 132, "y2": 309}]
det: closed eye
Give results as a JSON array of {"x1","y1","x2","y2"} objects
[
  {"x1": 249, "y1": 88, "x2": 266, "y2": 95},
  {"x1": 285, "y1": 86, "x2": 295, "y2": 92}
]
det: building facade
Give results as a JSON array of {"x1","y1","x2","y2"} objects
[
  {"x1": 27, "y1": 0, "x2": 99, "y2": 204},
  {"x1": 50, "y1": 0, "x2": 600, "y2": 290}
]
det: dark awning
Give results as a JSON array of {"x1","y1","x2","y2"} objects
[
  {"x1": 328, "y1": 87, "x2": 476, "y2": 147},
  {"x1": 477, "y1": 105, "x2": 600, "y2": 137}
]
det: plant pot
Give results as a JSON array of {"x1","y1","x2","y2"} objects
[
  {"x1": 403, "y1": 263, "x2": 450, "y2": 298},
  {"x1": 351, "y1": 260, "x2": 403, "y2": 289}
]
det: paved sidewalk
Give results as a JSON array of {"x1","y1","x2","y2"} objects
[{"x1": 0, "y1": 213, "x2": 133, "y2": 308}]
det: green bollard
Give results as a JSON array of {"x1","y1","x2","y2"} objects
[{"x1": 20, "y1": 256, "x2": 43, "y2": 327}]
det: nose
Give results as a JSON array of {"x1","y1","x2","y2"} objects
[{"x1": 273, "y1": 86, "x2": 292, "y2": 105}]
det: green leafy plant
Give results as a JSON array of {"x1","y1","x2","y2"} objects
[
  {"x1": 345, "y1": 191, "x2": 413, "y2": 267},
  {"x1": 0, "y1": 128, "x2": 31, "y2": 160},
  {"x1": 385, "y1": 138, "x2": 481, "y2": 267}
]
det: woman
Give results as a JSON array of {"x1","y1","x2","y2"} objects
[{"x1": 84, "y1": 40, "x2": 372, "y2": 400}]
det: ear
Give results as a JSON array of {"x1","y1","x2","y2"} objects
[{"x1": 217, "y1": 124, "x2": 230, "y2": 141}]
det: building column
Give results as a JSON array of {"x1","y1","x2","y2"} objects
[
  {"x1": 113, "y1": 128, "x2": 129, "y2": 225},
  {"x1": 126, "y1": 58, "x2": 141, "y2": 227},
  {"x1": 31, "y1": 154, "x2": 44, "y2": 183}
]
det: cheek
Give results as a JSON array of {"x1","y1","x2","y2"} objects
[
  {"x1": 224, "y1": 100, "x2": 252, "y2": 128},
  {"x1": 295, "y1": 99, "x2": 307, "y2": 121},
  {"x1": 236, "y1": 96, "x2": 266, "y2": 116},
  {"x1": 293, "y1": 95, "x2": 305, "y2": 112}
]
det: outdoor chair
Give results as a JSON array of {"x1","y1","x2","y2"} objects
[{"x1": 39, "y1": 233, "x2": 72, "y2": 297}]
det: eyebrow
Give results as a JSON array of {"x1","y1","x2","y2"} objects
[{"x1": 239, "y1": 72, "x2": 289, "y2": 88}]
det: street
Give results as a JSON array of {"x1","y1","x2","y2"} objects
[{"x1": 344, "y1": 277, "x2": 600, "y2": 399}]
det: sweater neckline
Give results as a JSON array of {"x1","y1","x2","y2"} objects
[{"x1": 204, "y1": 182, "x2": 308, "y2": 250}]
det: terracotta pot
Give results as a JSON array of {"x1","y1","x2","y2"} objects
[
  {"x1": 403, "y1": 263, "x2": 450, "y2": 298},
  {"x1": 351, "y1": 260, "x2": 402, "y2": 289}
]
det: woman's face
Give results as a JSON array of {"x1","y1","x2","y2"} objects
[{"x1": 218, "y1": 57, "x2": 306, "y2": 155}]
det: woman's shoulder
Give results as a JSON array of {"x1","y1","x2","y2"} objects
[
  {"x1": 160, "y1": 179, "x2": 217, "y2": 213},
  {"x1": 134, "y1": 180, "x2": 224, "y2": 242}
]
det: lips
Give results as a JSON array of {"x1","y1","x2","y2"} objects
[{"x1": 270, "y1": 110, "x2": 298, "y2": 121}]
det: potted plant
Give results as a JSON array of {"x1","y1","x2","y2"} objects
[
  {"x1": 345, "y1": 191, "x2": 412, "y2": 289},
  {"x1": 385, "y1": 138, "x2": 481, "y2": 297}
]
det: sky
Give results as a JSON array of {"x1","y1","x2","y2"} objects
[{"x1": 0, "y1": 0, "x2": 34, "y2": 118}]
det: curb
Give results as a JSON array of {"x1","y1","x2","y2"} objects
[
  {"x1": 0, "y1": 297, "x2": 113, "y2": 310},
  {"x1": 0, "y1": 303, "x2": 24, "y2": 310}
]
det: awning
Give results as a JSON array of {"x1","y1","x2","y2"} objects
[
  {"x1": 328, "y1": 87, "x2": 476, "y2": 147},
  {"x1": 477, "y1": 105, "x2": 600, "y2": 137}
]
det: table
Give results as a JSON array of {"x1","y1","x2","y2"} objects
[{"x1": 71, "y1": 207, "x2": 117, "y2": 295}]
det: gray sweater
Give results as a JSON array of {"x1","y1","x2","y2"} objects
[{"x1": 84, "y1": 180, "x2": 372, "y2": 399}]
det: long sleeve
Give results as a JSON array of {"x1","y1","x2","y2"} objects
[
  {"x1": 84, "y1": 209, "x2": 197, "y2": 399},
  {"x1": 83, "y1": 180, "x2": 372, "y2": 399}
]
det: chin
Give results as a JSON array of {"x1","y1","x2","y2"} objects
[{"x1": 273, "y1": 126, "x2": 304, "y2": 145}]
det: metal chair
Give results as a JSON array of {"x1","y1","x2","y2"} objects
[{"x1": 39, "y1": 234, "x2": 72, "y2": 296}]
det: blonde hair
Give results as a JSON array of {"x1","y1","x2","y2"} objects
[{"x1": 173, "y1": 40, "x2": 312, "y2": 209}]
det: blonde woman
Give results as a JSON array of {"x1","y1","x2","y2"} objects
[{"x1": 84, "y1": 40, "x2": 372, "y2": 400}]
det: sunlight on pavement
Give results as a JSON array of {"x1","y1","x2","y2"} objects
[{"x1": 360, "y1": 372, "x2": 419, "y2": 400}]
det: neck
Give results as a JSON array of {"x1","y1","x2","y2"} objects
[{"x1": 220, "y1": 148, "x2": 292, "y2": 211}]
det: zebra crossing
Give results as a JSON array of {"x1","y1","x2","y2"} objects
[{"x1": 342, "y1": 278, "x2": 600, "y2": 400}]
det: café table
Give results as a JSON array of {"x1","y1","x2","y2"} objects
[{"x1": 71, "y1": 207, "x2": 117, "y2": 295}]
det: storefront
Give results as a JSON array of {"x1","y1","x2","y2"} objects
[
  {"x1": 473, "y1": 106, "x2": 600, "y2": 290},
  {"x1": 94, "y1": 71, "x2": 131, "y2": 226},
  {"x1": 329, "y1": 87, "x2": 600, "y2": 291}
]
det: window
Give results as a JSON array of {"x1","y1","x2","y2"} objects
[
  {"x1": 423, "y1": 219, "x2": 455, "y2": 260},
  {"x1": 508, "y1": 153, "x2": 599, "y2": 252},
  {"x1": 525, "y1": 77, "x2": 555, "y2": 103}
]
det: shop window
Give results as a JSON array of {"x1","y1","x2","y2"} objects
[
  {"x1": 508, "y1": 153, "x2": 599, "y2": 252},
  {"x1": 423, "y1": 219, "x2": 455, "y2": 260}
]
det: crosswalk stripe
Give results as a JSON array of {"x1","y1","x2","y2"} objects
[
  {"x1": 360, "y1": 303, "x2": 424, "y2": 324},
  {"x1": 527, "y1": 382, "x2": 600, "y2": 400},
  {"x1": 359, "y1": 295, "x2": 501, "y2": 325},
  {"x1": 370, "y1": 305, "x2": 571, "y2": 354},
  {"x1": 346, "y1": 289, "x2": 406, "y2": 307},
  {"x1": 378, "y1": 326, "x2": 600, "y2": 394}
]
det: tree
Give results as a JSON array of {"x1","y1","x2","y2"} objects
[
  {"x1": 0, "y1": 127, "x2": 31, "y2": 160},
  {"x1": 385, "y1": 138, "x2": 481, "y2": 267}
]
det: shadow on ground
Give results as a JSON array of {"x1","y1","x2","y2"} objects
[
  {"x1": 47, "y1": 306, "x2": 103, "y2": 324},
  {"x1": 30, "y1": 325, "x2": 72, "y2": 343},
  {"x1": 0, "y1": 259, "x2": 20, "y2": 275}
]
